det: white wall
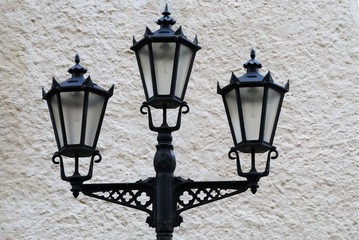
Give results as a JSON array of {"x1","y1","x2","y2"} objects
[{"x1": 1, "y1": 0, "x2": 358, "y2": 239}]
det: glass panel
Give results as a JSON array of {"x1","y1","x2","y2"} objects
[
  {"x1": 60, "y1": 91, "x2": 84, "y2": 145},
  {"x1": 152, "y1": 42, "x2": 176, "y2": 95},
  {"x1": 85, "y1": 93, "x2": 105, "y2": 147},
  {"x1": 240, "y1": 87, "x2": 264, "y2": 141},
  {"x1": 263, "y1": 88, "x2": 281, "y2": 142},
  {"x1": 225, "y1": 89, "x2": 242, "y2": 144},
  {"x1": 138, "y1": 45, "x2": 154, "y2": 98},
  {"x1": 50, "y1": 95, "x2": 64, "y2": 147},
  {"x1": 175, "y1": 44, "x2": 193, "y2": 98}
]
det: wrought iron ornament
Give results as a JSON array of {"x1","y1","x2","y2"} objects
[{"x1": 43, "y1": 5, "x2": 288, "y2": 240}]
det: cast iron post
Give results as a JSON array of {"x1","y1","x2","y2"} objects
[{"x1": 154, "y1": 128, "x2": 176, "y2": 239}]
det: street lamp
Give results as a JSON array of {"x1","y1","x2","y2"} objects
[{"x1": 43, "y1": 5, "x2": 288, "y2": 240}]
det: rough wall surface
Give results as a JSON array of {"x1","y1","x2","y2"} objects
[{"x1": 1, "y1": 0, "x2": 358, "y2": 239}]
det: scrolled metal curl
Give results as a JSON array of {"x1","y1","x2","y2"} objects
[
  {"x1": 268, "y1": 148, "x2": 279, "y2": 160},
  {"x1": 52, "y1": 152, "x2": 62, "y2": 164},
  {"x1": 179, "y1": 102, "x2": 190, "y2": 115},
  {"x1": 140, "y1": 102, "x2": 151, "y2": 115},
  {"x1": 228, "y1": 148, "x2": 239, "y2": 160},
  {"x1": 92, "y1": 150, "x2": 102, "y2": 163}
]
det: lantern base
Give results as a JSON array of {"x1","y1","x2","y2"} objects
[
  {"x1": 146, "y1": 96, "x2": 185, "y2": 109},
  {"x1": 58, "y1": 145, "x2": 98, "y2": 158},
  {"x1": 233, "y1": 142, "x2": 276, "y2": 154}
]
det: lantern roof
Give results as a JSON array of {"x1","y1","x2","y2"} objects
[
  {"x1": 42, "y1": 54, "x2": 114, "y2": 100},
  {"x1": 131, "y1": 5, "x2": 200, "y2": 51},
  {"x1": 218, "y1": 49, "x2": 289, "y2": 95}
]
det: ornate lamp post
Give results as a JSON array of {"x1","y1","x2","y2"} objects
[{"x1": 43, "y1": 6, "x2": 288, "y2": 240}]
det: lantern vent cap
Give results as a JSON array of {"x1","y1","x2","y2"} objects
[
  {"x1": 243, "y1": 49, "x2": 262, "y2": 71},
  {"x1": 156, "y1": 4, "x2": 176, "y2": 28},
  {"x1": 68, "y1": 54, "x2": 87, "y2": 75}
]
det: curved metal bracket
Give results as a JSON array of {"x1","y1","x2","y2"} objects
[
  {"x1": 228, "y1": 148, "x2": 278, "y2": 194},
  {"x1": 52, "y1": 151, "x2": 102, "y2": 197},
  {"x1": 140, "y1": 102, "x2": 189, "y2": 133}
]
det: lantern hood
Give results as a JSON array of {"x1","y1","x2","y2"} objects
[
  {"x1": 220, "y1": 49, "x2": 289, "y2": 93},
  {"x1": 130, "y1": 5, "x2": 201, "y2": 109},
  {"x1": 42, "y1": 54, "x2": 114, "y2": 100},
  {"x1": 130, "y1": 4, "x2": 201, "y2": 51}
]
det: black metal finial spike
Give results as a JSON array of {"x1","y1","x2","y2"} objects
[
  {"x1": 250, "y1": 48, "x2": 256, "y2": 59},
  {"x1": 156, "y1": 4, "x2": 176, "y2": 27},
  {"x1": 243, "y1": 48, "x2": 262, "y2": 70},
  {"x1": 68, "y1": 53, "x2": 87, "y2": 74},
  {"x1": 75, "y1": 53, "x2": 80, "y2": 64},
  {"x1": 163, "y1": 3, "x2": 170, "y2": 16}
]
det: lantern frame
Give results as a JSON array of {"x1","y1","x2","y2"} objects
[
  {"x1": 130, "y1": 5, "x2": 201, "y2": 109},
  {"x1": 42, "y1": 54, "x2": 114, "y2": 158},
  {"x1": 218, "y1": 49, "x2": 289, "y2": 153}
]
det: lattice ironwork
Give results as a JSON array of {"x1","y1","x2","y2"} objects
[
  {"x1": 174, "y1": 179, "x2": 248, "y2": 214},
  {"x1": 79, "y1": 178, "x2": 155, "y2": 215}
]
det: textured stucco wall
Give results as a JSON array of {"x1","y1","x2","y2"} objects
[{"x1": 1, "y1": 0, "x2": 358, "y2": 239}]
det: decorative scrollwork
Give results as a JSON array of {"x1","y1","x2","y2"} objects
[
  {"x1": 174, "y1": 179, "x2": 248, "y2": 214},
  {"x1": 140, "y1": 101, "x2": 190, "y2": 133},
  {"x1": 52, "y1": 152, "x2": 62, "y2": 164},
  {"x1": 91, "y1": 150, "x2": 102, "y2": 163},
  {"x1": 80, "y1": 179, "x2": 155, "y2": 216},
  {"x1": 51, "y1": 151, "x2": 102, "y2": 190},
  {"x1": 229, "y1": 148, "x2": 279, "y2": 194}
]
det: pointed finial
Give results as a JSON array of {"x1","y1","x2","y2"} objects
[
  {"x1": 156, "y1": 4, "x2": 176, "y2": 27},
  {"x1": 174, "y1": 26, "x2": 183, "y2": 36},
  {"x1": 193, "y1": 35, "x2": 199, "y2": 45},
  {"x1": 68, "y1": 54, "x2": 87, "y2": 75},
  {"x1": 285, "y1": 80, "x2": 290, "y2": 90},
  {"x1": 250, "y1": 48, "x2": 255, "y2": 59},
  {"x1": 163, "y1": 3, "x2": 170, "y2": 16},
  {"x1": 42, "y1": 87, "x2": 47, "y2": 99},
  {"x1": 75, "y1": 53, "x2": 80, "y2": 64},
  {"x1": 144, "y1": 27, "x2": 154, "y2": 36},
  {"x1": 230, "y1": 72, "x2": 239, "y2": 83},
  {"x1": 243, "y1": 48, "x2": 262, "y2": 70}
]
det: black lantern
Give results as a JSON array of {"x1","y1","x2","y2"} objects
[
  {"x1": 43, "y1": 54, "x2": 114, "y2": 158},
  {"x1": 131, "y1": 5, "x2": 201, "y2": 109},
  {"x1": 218, "y1": 49, "x2": 289, "y2": 154}
]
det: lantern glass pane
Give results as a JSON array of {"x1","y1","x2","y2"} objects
[
  {"x1": 139, "y1": 45, "x2": 154, "y2": 98},
  {"x1": 175, "y1": 44, "x2": 193, "y2": 99},
  {"x1": 263, "y1": 88, "x2": 281, "y2": 142},
  {"x1": 152, "y1": 42, "x2": 176, "y2": 95},
  {"x1": 50, "y1": 95, "x2": 64, "y2": 147},
  {"x1": 240, "y1": 87, "x2": 264, "y2": 140},
  {"x1": 85, "y1": 93, "x2": 106, "y2": 147},
  {"x1": 225, "y1": 89, "x2": 242, "y2": 144},
  {"x1": 61, "y1": 91, "x2": 84, "y2": 145}
]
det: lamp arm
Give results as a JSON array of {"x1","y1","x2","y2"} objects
[
  {"x1": 174, "y1": 178, "x2": 249, "y2": 215},
  {"x1": 76, "y1": 178, "x2": 155, "y2": 216}
]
